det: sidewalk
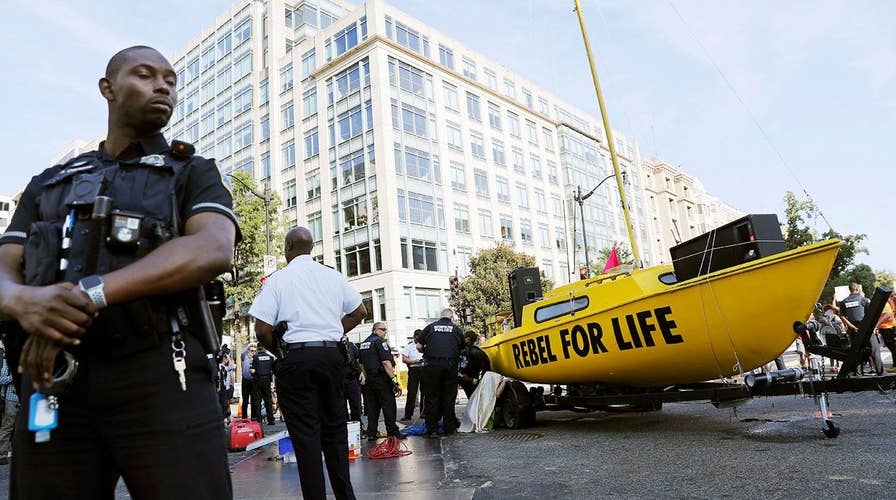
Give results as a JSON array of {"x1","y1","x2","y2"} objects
[{"x1": 230, "y1": 394, "x2": 475, "y2": 499}]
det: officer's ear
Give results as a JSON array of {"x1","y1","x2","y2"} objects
[{"x1": 99, "y1": 77, "x2": 115, "y2": 101}]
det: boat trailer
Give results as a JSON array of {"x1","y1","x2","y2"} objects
[{"x1": 495, "y1": 287, "x2": 895, "y2": 439}]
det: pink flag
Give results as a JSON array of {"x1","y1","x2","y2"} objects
[{"x1": 603, "y1": 243, "x2": 619, "y2": 273}]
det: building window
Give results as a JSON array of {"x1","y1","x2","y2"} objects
[
  {"x1": 333, "y1": 24, "x2": 359, "y2": 57},
  {"x1": 185, "y1": 121, "x2": 199, "y2": 143},
  {"x1": 234, "y1": 52, "x2": 251, "y2": 81},
  {"x1": 466, "y1": 92, "x2": 481, "y2": 121},
  {"x1": 507, "y1": 112, "x2": 520, "y2": 137},
  {"x1": 336, "y1": 105, "x2": 364, "y2": 142},
  {"x1": 395, "y1": 21, "x2": 424, "y2": 54},
  {"x1": 511, "y1": 148, "x2": 524, "y2": 173},
  {"x1": 478, "y1": 209, "x2": 493, "y2": 238},
  {"x1": 487, "y1": 103, "x2": 502, "y2": 130},
  {"x1": 552, "y1": 195, "x2": 563, "y2": 217},
  {"x1": 216, "y1": 66, "x2": 231, "y2": 92},
  {"x1": 376, "y1": 288, "x2": 386, "y2": 321},
  {"x1": 446, "y1": 123, "x2": 463, "y2": 151},
  {"x1": 201, "y1": 45, "x2": 215, "y2": 72},
  {"x1": 338, "y1": 240, "x2": 381, "y2": 277},
  {"x1": 462, "y1": 57, "x2": 476, "y2": 79},
  {"x1": 526, "y1": 120, "x2": 538, "y2": 144},
  {"x1": 335, "y1": 195, "x2": 374, "y2": 232},
  {"x1": 398, "y1": 190, "x2": 435, "y2": 226},
  {"x1": 201, "y1": 80, "x2": 215, "y2": 104},
  {"x1": 328, "y1": 60, "x2": 369, "y2": 104},
  {"x1": 474, "y1": 169, "x2": 489, "y2": 197},
  {"x1": 216, "y1": 134, "x2": 232, "y2": 158},
  {"x1": 539, "y1": 224, "x2": 550, "y2": 248},
  {"x1": 260, "y1": 79, "x2": 269, "y2": 104},
  {"x1": 401, "y1": 239, "x2": 438, "y2": 272},
  {"x1": 443, "y1": 83, "x2": 459, "y2": 111},
  {"x1": 500, "y1": 216, "x2": 513, "y2": 242},
  {"x1": 280, "y1": 64, "x2": 293, "y2": 92},
  {"x1": 516, "y1": 183, "x2": 529, "y2": 209},
  {"x1": 302, "y1": 89, "x2": 317, "y2": 118},
  {"x1": 555, "y1": 227, "x2": 567, "y2": 250},
  {"x1": 233, "y1": 122, "x2": 252, "y2": 151},
  {"x1": 402, "y1": 147, "x2": 433, "y2": 181},
  {"x1": 523, "y1": 89, "x2": 533, "y2": 109},
  {"x1": 234, "y1": 86, "x2": 252, "y2": 115},
  {"x1": 234, "y1": 17, "x2": 251, "y2": 46},
  {"x1": 491, "y1": 140, "x2": 505, "y2": 166},
  {"x1": 306, "y1": 171, "x2": 320, "y2": 201},
  {"x1": 304, "y1": 128, "x2": 319, "y2": 159},
  {"x1": 470, "y1": 132, "x2": 484, "y2": 158},
  {"x1": 389, "y1": 59, "x2": 426, "y2": 96},
  {"x1": 454, "y1": 204, "x2": 470, "y2": 233},
  {"x1": 496, "y1": 177, "x2": 509, "y2": 203},
  {"x1": 530, "y1": 154, "x2": 542, "y2": 178},
  {"x1": 449, "y1": 162, "x2": 466, "y2": 191},
  {"x1": 538, "y1": 96, "x2": 549, "y2": 115},
  {"x1": 217, "y1": 33, "x2": 232, "y2": 58},
  {"x1": 283, "y1": 179, "x2": 297, "y2": 208},
  {"x1": 282, "y1": 140, "x2": 296, "y2": 168},
  {"x1": 543, "y1": 128, "x2": 554, "y2": 150},
  {"x1": 534, "y1": 189, "x2": 546, "y2": 212},
  {"x1": 548, "y1": 161, "x2": 559, "y2": 185},
  {"x1": 520, "y1": 221, "x2": 532, "y2": 245},
  {"x1": 503, "y1": 79, "x2": 516, "y2": 99},
  {"x1": 338, "y1": 149, "x2": 365, "y2": 185},
  {"x1": 399, "y1": 103, "x2": 428, "y2": 137},
  {"x1": 281, "y1": 102, "x2": 295, "y2": 130},
  {"x1": 301, "y1": 50, "x2": 316, "y2": 78},
  {"x1": 308, "y1": 211, "x2": 322, "y2": 241},
  {"x1": 439, "y1": 44, "x2": 454, "y2": 69},
  {"x1": 543, "y1": 260, "x2": 554, "y2": 281},
  {"x1": 484, "y1": 69, "x2": 497, "y2": 90}
]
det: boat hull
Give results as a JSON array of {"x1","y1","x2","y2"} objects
[{"x1": 482, "y1": 240, "x2": 840, "y2": 387}]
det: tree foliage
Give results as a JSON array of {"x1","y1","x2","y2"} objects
[
  {"x1": 783, "y1": 191, "x2": 872, "y2": 301},
  {"x1": 224, "y1": 171, "x2": 284, "y2": 344},
  {"x1": 450, "y1": 244, "x2": 553, "y2": 336}
]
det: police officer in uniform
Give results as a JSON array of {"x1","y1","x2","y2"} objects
[
  {"x1": 458, "y1": 330, "x2": 491, "y2": 398},
  {"x1": 251, "y1": 345, "x2": 276, "y2": 424},
  {"x1": 0, "y1": 46, "x2": 238, "y2": 498},
  {"x1": 837, "y1": 282, "x2": 881, "y2": 374},
  {"x1": 419, "y1": 308, "x2": 464, "y2": 437},
  {"x1": 250, "y1": 227, "x2": 365, "y2": 500},
  {"x1": 344, "y1": 340, "x2": 363, "y2": 425},
  {"x1": 358, "y1": 322, "x2": 405, "y2": 441}
]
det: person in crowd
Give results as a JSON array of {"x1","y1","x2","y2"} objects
[
  {"x1": 0, "y1": 354, "x2": 17, "y2": 465},
  {"x1": 419, "y1": 308, "x2": 464, "y2": 438},
  {"x1": 251, "y1": 345, "x2": 276, "y2": 425},
  {"x1": 344, "y1": 339, "x2": 363, "y2": 426},
  {"x1": 359, "y1": 322, "x2": 404, "y2": 441},
  {"x1": 250, "y1": 227, "x2": 365, "y2": 500},
  {"x1": 218, "y1": 353, "x2": 236, "y2": 422},
  {"x1": 458, "y1": 330, "x2": 491, "y2": 398},
  {"x1": 401, "y1": 329, "x2": 425, "y2": 422},
  {"x1": 0, "y1": 45, "x2": 237, "y2": 497},
  {"x1": 241, "y1": 343, "x2": 256, "y2": 420}
]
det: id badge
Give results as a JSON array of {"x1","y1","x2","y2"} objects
[{"x1": 28, "y1": 392, "x2": 58, "y2": 432}]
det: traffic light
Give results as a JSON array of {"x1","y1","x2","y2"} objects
[
  {"x1": 449, "y1": 275, "x2": 460, "y2": 300},
  {"x1": 579, "y1": 267, "x2": 589, "y2": 280}
]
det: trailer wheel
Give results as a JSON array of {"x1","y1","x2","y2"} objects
[{"x1": 499, "y1": 381, "x2": 536, "y2": 429}]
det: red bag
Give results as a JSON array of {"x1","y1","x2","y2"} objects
[{"x1": 229, "y1": 418, "x2": 263, "y2": 451}]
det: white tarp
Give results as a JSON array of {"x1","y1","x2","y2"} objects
[{"x1": 459, "y1": 372, "x2": 506, "y2": 433}]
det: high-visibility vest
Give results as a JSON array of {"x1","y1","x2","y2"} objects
[{"x1": 880, "y1": 297, "x2": 896, "y2": 329}]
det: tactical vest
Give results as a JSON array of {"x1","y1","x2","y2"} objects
[
  {"x1": 23, "y1": 147, "x2": 196, "y2": 355},
  {"x1": 359, "y1": 334, "x2": 386, "y2": 373}
]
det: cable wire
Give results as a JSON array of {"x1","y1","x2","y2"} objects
[{"x1": 367, "y1": 436, "x2": 412, "y2": 460}]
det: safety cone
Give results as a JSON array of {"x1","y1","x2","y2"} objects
[{"x1": 236, "y1": 404, "x2": 243, "y2": 418}]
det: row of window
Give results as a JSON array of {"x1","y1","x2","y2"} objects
[{"x1": 176, "y1": 15, "x2": 251, "y2": 91}]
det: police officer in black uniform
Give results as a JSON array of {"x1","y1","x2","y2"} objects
[
  {"x1": 358, "y1": 322, "x2": 405, "y2": 441},
  {"x1": 419, "y1": 308, "x2": 464, "y2": 437},
  {"x1": 0, "y1": 46, "x2": 239, "y2": 498},
  {"x1": 458, "y1": 330, "x2": 491, "y2": 398},
  {"x1": 344, "y1": 340, "x2": 363, "y2": 425},
  {"x1": 837, "y1": 282, "x2": 880, "y2": 374},
  {"x1": 252, "y1": 345, "x2": 276, "y2": 425}
]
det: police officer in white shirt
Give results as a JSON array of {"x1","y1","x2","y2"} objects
[
  {"x1": 250, "y1": 227, "x2": 366, "y2": 500},
  {"x1": 401, "y1": 329, "x2": 425, "y2": 421}
]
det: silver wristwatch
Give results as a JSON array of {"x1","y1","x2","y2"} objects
[{"x1": 78, "y1": 275, "x2": 107, "y2": 309}]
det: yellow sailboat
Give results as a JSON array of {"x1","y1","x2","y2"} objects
[
  {"x1": 482, "y1": 238, "x2": 840, "y2": 387},
  {"x1": 481, "y1": 0, "x2": 841, "y2": 389}
]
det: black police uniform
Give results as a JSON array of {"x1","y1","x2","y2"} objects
[
  {"x1": 459, "y1": 344, "x2": 492, "y2": 398},
  {"x1": 0, "y1": 134, "x2": 239, "y2": 499},
  {"x1": 252, "y1": 348, "x2": 276, "y2": 424},
  {"x1": 419, "y1": 318, "x2": 464, "y2": 436},
  {"x1": 358, "y1": 333, "x2": 400, "y2": 439},
  {"x1": 343, "y1": 342, "x2": 362, "y2": 424}
]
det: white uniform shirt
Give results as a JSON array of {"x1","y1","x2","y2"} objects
[
  {"x1": 401, "y1": 341, "x2": 424, "y2": 366},
  {"x1": 249, "y1": 255, "x2": 363, "y2": 343}
]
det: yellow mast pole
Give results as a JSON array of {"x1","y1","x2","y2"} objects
[{"x1": 573, "y1": 0, "x2": 642, "y2": 266}]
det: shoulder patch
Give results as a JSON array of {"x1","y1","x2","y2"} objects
[{"x1": 381, "y1": 342, "x2": 390, "y2": 351}]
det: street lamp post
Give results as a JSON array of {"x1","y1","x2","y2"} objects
[
  {"x1": 227, "y1": 173, "x2": 271, "y2": 255},
  {"x1": 575, "y1": 172, "x2": 624, "y2": 276}
]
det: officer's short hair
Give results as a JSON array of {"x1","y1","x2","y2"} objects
[
  {"x1": 848, "y1": 282, "x2": 860, "y2": 292},
  {"x1": 105, "y1": 45, "x2": 161, "y2": 79},
  {"x1": 441, "y1": 308, "x2": 454, "y2": 319}
]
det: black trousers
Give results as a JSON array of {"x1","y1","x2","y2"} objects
[
  {"x1": 363, "y1": 374, "x2": 399, "y2": 438},
  {"x1": 343, "y1": 377, "x2": 362, "y2": 423},
  {"x1": 422, "y1": 359, "x2": 459, "y2": 435},
  {"x1": 11, "y1": 334, "x2": 231, "y2": 499},
  {"x1": 881, "y1": 328, "x2": 896, "y2": 366},
  {"x1": 254, "y1": 375, "x2": 275, "y2": 423},
  {"x1": 241, "y1": 377, "x2": 254, "y2": 419},
  {"x1": 275, "y1": 346, "x2": 355, "y2": 500},
  {"x1": 403, "y1": 367, "x2": 423, "y2": 419}
]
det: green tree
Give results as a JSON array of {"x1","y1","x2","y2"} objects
[
  {"x1": 449, "y1": 244, "x2": 553, "y2": 336},
  {"x1": 224, "y1": 171, "x2": 284, "y2": 347},
  {"x1": 783, "y1": 191, "x2": 817, "y2": 250},
  {"x1": 874, "y1": 269, "x2": 896, "y2": 291}
]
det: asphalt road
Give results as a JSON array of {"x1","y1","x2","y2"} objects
[{"x1": 441, "y1": 390, "x2": 896, "y2": 499}]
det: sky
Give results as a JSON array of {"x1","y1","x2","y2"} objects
[{"x1": 1, "y1": 0, "x2": 892, "y2": 271}]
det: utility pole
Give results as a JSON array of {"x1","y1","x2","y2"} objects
[{"x1": 574, "y1": 173, "x2": 619, "y2": 275}]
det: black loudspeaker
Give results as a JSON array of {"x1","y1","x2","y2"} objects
[
  {"x1": 670, "y1": 214, "x2": 786, "y2": 281},
  {"x1": 509, "y1": 267, "x2": 543, "y2": 327}
]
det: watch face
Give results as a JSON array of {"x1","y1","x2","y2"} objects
[{"x1": 81, "y1": 275, "x2": 103, "y2": 289}]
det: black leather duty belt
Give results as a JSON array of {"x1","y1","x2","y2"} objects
[{"x1": 287, "y1": 341, "x2": 341, "y2": 349}]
